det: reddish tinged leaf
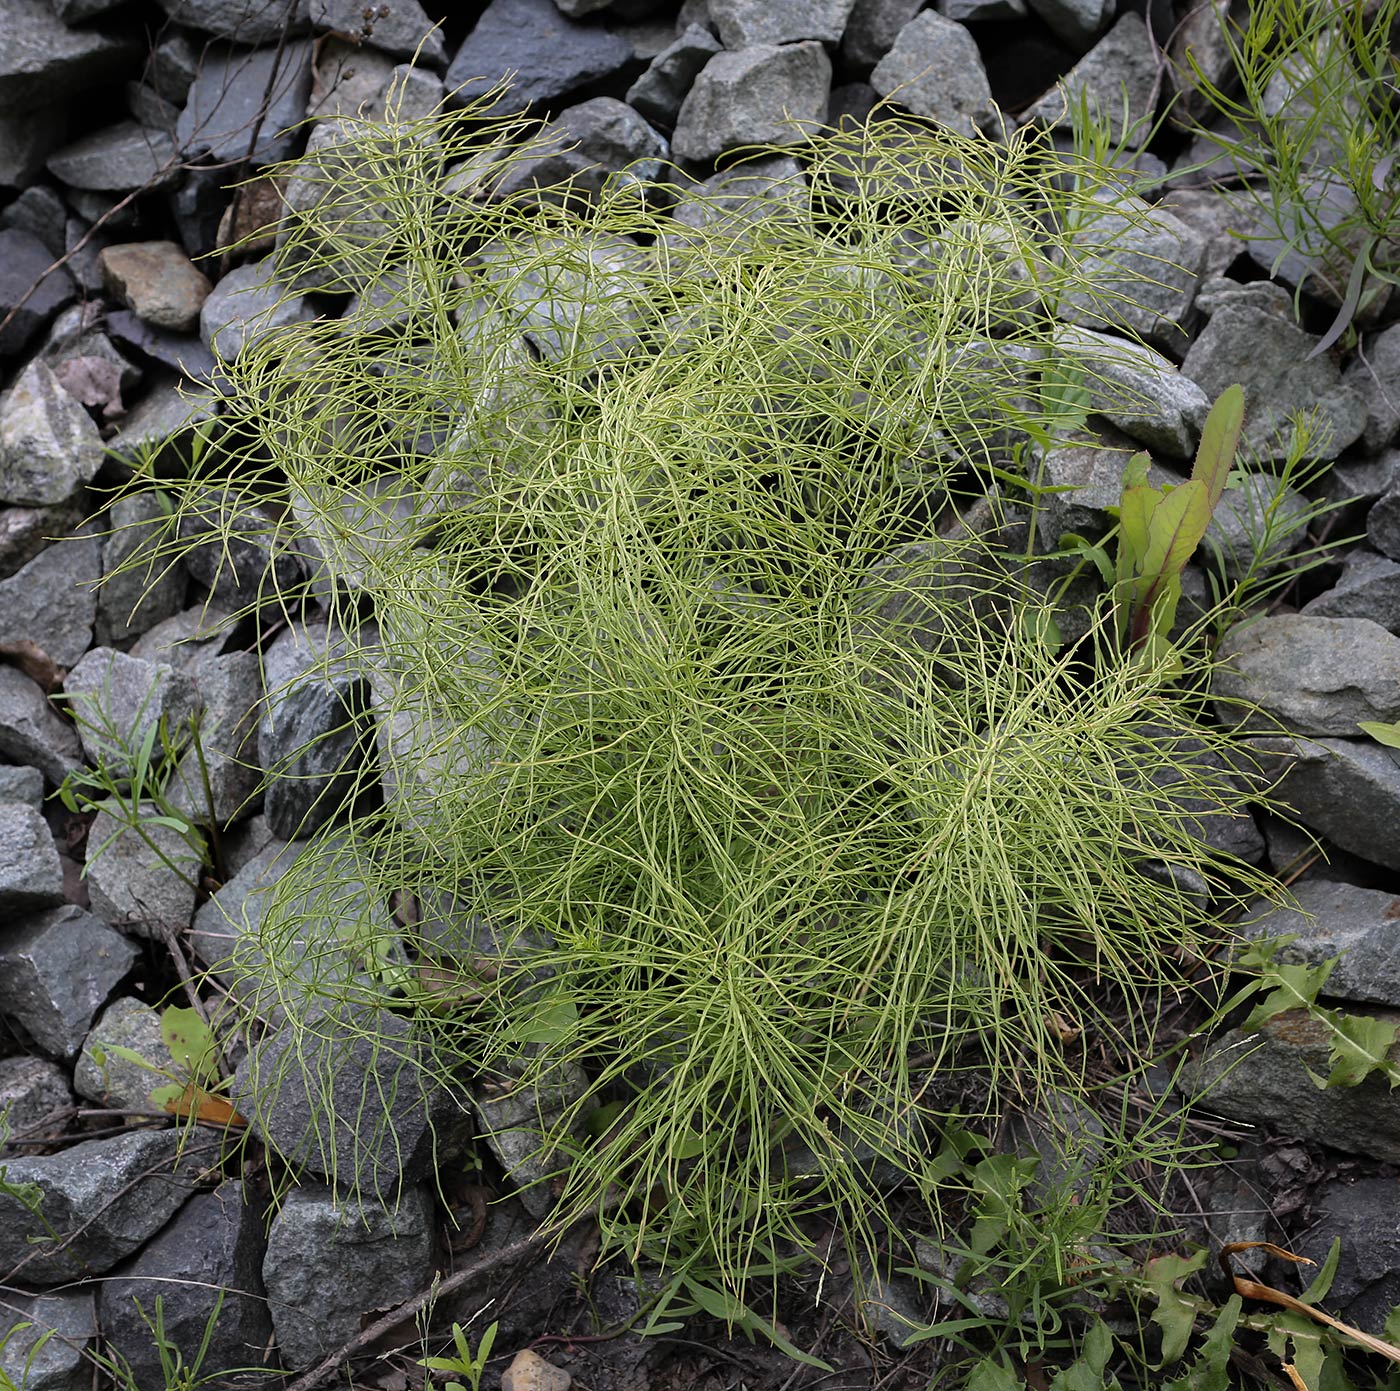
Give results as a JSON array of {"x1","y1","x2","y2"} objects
[{"x1": 1191, "y1": 383, "x2": 1244, "y2": 511}]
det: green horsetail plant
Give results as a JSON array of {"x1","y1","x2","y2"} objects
[
  {"x1": 123, "y1": 85, "x2": 1295, "y2": 1321},
  {"x1": 1115, "y1": 383, "x2": 1245, "y2": 660}
]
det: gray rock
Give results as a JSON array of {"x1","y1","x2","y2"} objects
[
  {"x1": 0, "y1": 1128, "x2": 195, "y2": 1286},
  {"x1": 0, "y1": 1055, "x2": 73, "y2": 1137},
  {"x1": 158, "y1": 0, "x2": 310, "y2": 45},
  {"x1": 841, "y1": 0, "x2": 924, "y2": 69},
  {"x1": 672, "y1": 43, "x2": 831, "y2": 162},
  {"x1": 1343, "y1": 322, "x2": 1400, "y2": 453},
  {"x1": 108, "y1": 377, "x2": 224, "y2": 479},
  {"x1": 0, "y1": 803, "x2": 63, "y2": 914},
  {"x1": 0, "y1": 188, "x2": 67, "y2": 258},
  {"x1": 1236, "y1": 880, "x2": 1400, "y2": 1010},
  {"x1": 96, "y1": 492, "x2": 189, "y2": 647},
  {"x1": 307, "y1": 39, "x2": 399, "y2": 121},
  {"x1": 1202, "y1": 474, "x2": 1311, "y2": 580},
  {"x1": 371, "y1": 63, "x2": 445, "y2": 121},
  {"x1": 0, "y1": 1292, "x2": 95, "y2": 1391},
  {"x1": 941, "y1": 0, "x2": 1026, "y2": 16},
  {"x1": 0, "y1": 764, "x2": 43, "y2": 807},
  {"x1": 1051, "y1": 322, "x2": 1211, "y2": 458},
  {"x1": 625, "y1": 24, "x2": 722, "y2": 127},
  {"x1": 1370, "y1": 485, "x2": 1400, "y2": 561},
  {"x1": 0, "y1": 667, "x2": 82, "y2": 788},
  {"x1": 1305, "y1": 549, "x2": 1400, "y2": 634},
  {"x1": 1190, "y1": 1007, "x2": 1400, "y2": 1163},
  {"x1": 1025, "y1": 0, "x2": 1113, "y2": 48},
  {"x1": 870, "y1": 11, "x2": 995, "y2": 136},
  {"x1": 445, "y1": 0, "x2": 633, "y2": 110},
  {"x1": 73, "y1": 996, "x2": 167, "y2": 1109},
  {"x1": 168, "y1": 650, "x2": 264, "y2": 825},
  {"x1": 1182, "y1": 298, "x2": 1367, "y2": 463},
  {"x1": 177, "y1": 41, "x2": 315, "y2": 166},
  {"x1": 1020, "y1": 13, "x2": 1156, "y2": 146},
  {"x1": 129, "y1": 603, "x2": 236, "y2": 670},
  {"x1": 0, "y1": 105, "x2": 70, "y2": 190},
  {"x1": 1295, "y1": 1178, "x2": 1400, "y2": 1336},
  {"x1": 474, "y1": 1058, "x2": 588, "y2": 1216},
  {"x1": 0, "y1": 230, "x2": 74, "y2": 359},
  {"x1": 0, "y1": 534, "x2": 100, "y2": 669},
  {"x1": 199, "y1": 257, "x2": 315, "y2": 365},
  {"x1": 234, "y1": 1004, "x2": 460, "y2": 1195},
  {"x1": 46, "y1": 123, "x2": 177, "y2": 194},
  {"x1": 1245, "y1": 734, "x2": 1400, "y2": 872},
  {"x1": 259, "y1": 623, "x2": 371, "y2": 840},
  {"x1": 665, "y1": 154, "x2": 809, "y2": 246},
  {"x1": 84, "y1": 807, "x2": 205, "y2": 937},
  {"x1": 105, "y1": 313, "x2": 218, "y2": 383},
  {"x1": 491, "y1": 97, "x2": 668, "y2": 206},
  {"x1": 188, "y1": 839, "x2": 384, "y2": 1017},
  {"x1": 1057, "y1": 189, "x2": 1207, "y2": 352},
  {"x1": 63, "y1": 647, "x2": 202, "y2": 782},
  {"x1": 98, "y1": 241, "x2": 212, "y2": 335},
  {"x1": 710, "y1": 0, "x2": 858, "y2": 45},
  {"x1": 1158, "y1": 187, "x2": 1265, "y2": 283},
  {"x1": 178, "y1": 487, "x2": 307, "y2": 610},
  {"x1": 37, "y1": 303, "x2": 143, "y2": 409},
  {"x1": 0, "y1": 906, "x2": 137, "y2": 1060},
  {"x1": 262, "y1": 1183, "x2": 436, "y2": 1370},
  {"x1": 309, "y1": 0, "x2": 446, "y2": 62},
  {"x1": 1213, "y1": 616, "x2": 1400, "y2": 736},
  {"x1": 99, "y1": 1181, "x2": 276, "y2": 1386},
  {"x1": 0, "y1": 495, "x2": 91, "y2": 582},
  {"x1": 0, "y1": 0, "x2": 137, "y2": 117},
  {"x1": 0, "y1": 361, "x2": 104, "y2": 506},
  {"x1": 220, "y1": 812, "x2": 277, "y2": 878}
]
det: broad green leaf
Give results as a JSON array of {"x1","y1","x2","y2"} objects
[
  {"x1": 1137, "y1": 479, "x2": 1210, "y2": 610},
  {"x1": 1320, "y1": 1008, "x2": 1400, "y2": 1088},
  {"x1": 684, "y1": 1278, "x2": 746, "y2": 1323},
  {"x1": 161, "y1": 1006, "x2": 217, "y2": 1085},
  {"x1": 1360, "y1": 720, "x2": 1400, "y2": 750},
  {"x1": 1191, "y1": 384, "x2": 1245, "y2": 511},
  {"x1": 1049, "y1": 1317, "x2": 1116, "y2": 1391},
  {"x1": 1116, "y1": 479, "x2": 1156, "y2": 590},
  {"x1": 1300, "y1": 1237, "x2": 1343, "y2": 1305},
  {"x1": 966, "y1": 1358, "x2": 1021, "y2": 1391},
  {"x1": 507, "y1": 993, "x2": 578, "y2": 1047},
  {"x1": 1162, "y1": 1295, "x2": 1241, "y2": 1391},
  {"x1": 1144, "y1": 1250, "x2": 1208, "y2": 1367},
  {"x1": 102, "y1": 1042, "x2": 170, "y2": 1078},
  {"x1": 1242, "y1": 957, "x2": 1337, "y2": 1030},
  {"x1": 1318, "y1": 1345, "x2": 1363, "y2": 1391}
]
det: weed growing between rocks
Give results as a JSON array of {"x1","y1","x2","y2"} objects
[{"x1": 123, "y1": 90, "x2": 1309, "y2": 1369}]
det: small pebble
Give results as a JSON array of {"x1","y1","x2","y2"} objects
[{"x1": 500, "y1": 1349, "x2": 572, "y2": 1391}]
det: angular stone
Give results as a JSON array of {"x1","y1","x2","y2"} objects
[
  {"x1": 177, "y1": 41, "x2": 315, "y2": 166},
  {"x1": 1304, "y1": 549, "x2": 1400, "y2": 634},
  {"x1": 0, "y1": 229, "x2": 74, "y2": 358},
  {"x1": 73, "y1": 995, "x2": 167, "y2": 1109},
  {"x1": 0, "y1": 764, "x2": 43, "y2": 807},
  {"x1": 262, "y1": 1184, "x2": 436, "y2": 1370},
  {"x1": 0, "y1": 1291, "x2": 95, "y2": 1391},
  {"x1": 0, "y1": 0, "x2": 137, "y2": 117},
  {"x1": 1057, "y1": 189, "x2": 1207, "y2": 352},
  {"x1": 0, "y1": 105, "x2": 70, "y2": 189},
  {"x1": 105, "y1": 312, "x2": 219, "y2": 382},
  {"x1": 0, "y1": 188, "x2": 66, "y2": 257},
  {"x1": 309, "y1": 0, "x2": 446, "y2": 63},
  {"x1": 1213, "y1": 616, "x2": 1400, "y2": 736},
  {"x1": 625, "y1": 24, "x2": 722, "y2": 128},
  {"x1": 107, "y1": 376, "x2": 223, "y2": 476},
  {"x1": 0, "y1": 1129, "x2": 195, "y2": 1286},
  {"x1": 1202, "y1": 473, "x2": 1310, "y2": 580},
  {"x1": 1246, "y1": 735, "x2": 1400, "y2": 872},
  {"x1": 0, "y1": 1054, "x2": 72, "y2": 1137},
  {"x1": 98, "y1": 241, "x2": 212, "y2": 334},
  {"x1": 1021, "y1": 13, "x2": 1157, "y2": 146},
  {"x1": 1344, "y1": 321, "x2": 1400, "y2": 453},
  {"x1": 129, "y1": 603, "x2": 236, "y2": 669},
  {"x1": 710, "y1": 0, "x2": 858, "y2": 46},
  {"x1": 1295, "y1": 1178, "x2": 1400, "y2": 1336},
  {"x1": 870, "y1": 11, "x2": 995, "y2": 137},
  {"x1": 165, "y1": 649, "x2": 264, "y2": 826},
  {"x1": 1060, "y1": 325, "x2": 1212, "y2": 457},
  {"x1": 1235, "y1": 880, "x2": 1400, "y2": 1009},
  {"x1": 1026, "y1": 0, "x2": 1113, "y2": 48},
  {"x1": 0, "y1": 802, "x2": 63, "y2": 914},
  {"x1": 445, "y1": 0, "x2": 633, "y2": 110},
  {"x1": 673, "y1": 43, "x2": 831, "y2": 161},
  {"x1": 1182, "y1": 297, "x2": 1367, "y2": 463},
  {"x1": 0, "y1": 666, "x2": 83, "y2": 787},
  {"x1": 1190, "y1": 1008, "x2": 1400, "y2": 1164},
  {"x1": 158, "y1": 0, "x2": 310, "y2": 46},
  {"x1": 63, "y1": 647, "x2": 202, "y2": 783},
  {"x1": 0, "y1": 906, "x2": 138, "y2": 1061},
  {"x1": 100, "y1": 1181, "x2": 276, "y2": 1385},
  {"x1": 46, "y1": 123, "x2": 177, "y2": 194},
  {"x1": 840, "y1": 0, "x2": 924, "y2": 69},
  {"x1": 664, "y1": 154, "x2": 809, "y2": 248},
  {"x1": 84, "y1": 807, "x2": 205, "y2": 938},
  {"x1": 0, "y1": 361, "x2": 105, "y2": 506},
  {"x1": 233, "y1": 1003, "x2": 460, "y2": 1194},
  {"x1": 200, "y1": 256, "x2": 314, "y2": 364},
  {"x1": 0, "y1": 534, "x2": 100, "y2": 670},
  {"x1": 474, "y1": 1059, "x2": 587, "y2": 1216},
  {"x1": 259, "y1": 623, "x2": 371, "y2": 840},
  {"x1": 491, "y1": 97, "x2": 668, "y2": 206},
  {"x1": 1370, "y1": 485, "x2": 1400, "y2": 561},
  {"x1": 96, "y1": 493, "x2": 188, "y2": 648}
]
